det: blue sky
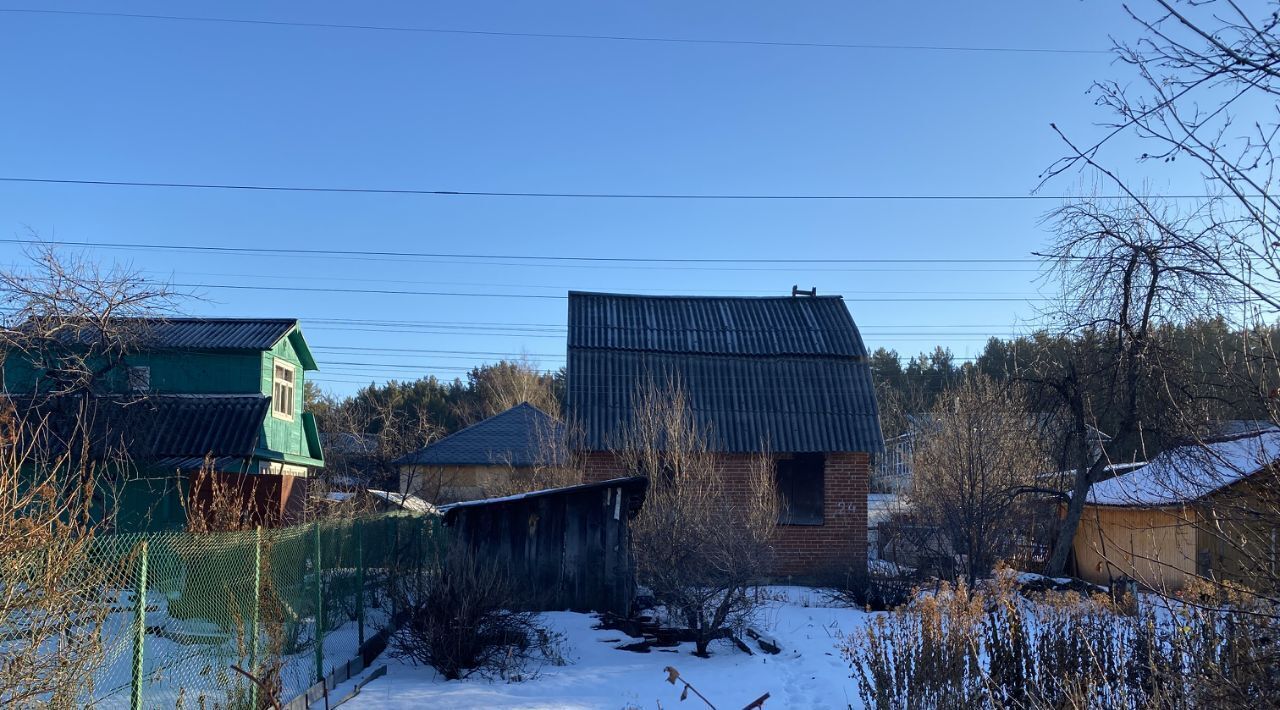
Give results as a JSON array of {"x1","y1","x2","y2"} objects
[{"x1": 0, "y1": 1, "x2": 1214, "y2": 394}]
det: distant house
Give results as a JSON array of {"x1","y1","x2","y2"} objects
[
  {"x1": 877, "y1": 414, "x2": 1113, "y2": 495},
  {"x1": 321, "y1": 432, "x2": 395, "y2": 490},
  {"x1": 395, "y1": 402, "x2": 566, "y2": 503},
  {"x1": 3, "y1": 318, "x2": 325, "y2": 532},
  {"x1": 1072, "y1": 427, "x2": 1280, "y2": 590},
  {"x1": 567, "y1": 291, "x2": 884, "y2": 580}
]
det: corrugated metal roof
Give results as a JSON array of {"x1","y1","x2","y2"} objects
[
  {"x1": 138, "y1": 394, "x2": 269, "y2": 457},
  {"x1": 32, "y1": 318, "x2": 299, "y2": 351},
  {"x1": 568, "y1": 292, "x2": 866, "y2": 357},
  {"x1": 395, "y1": 402, "x2": 566, "y2": 467},
  {"x1": 567, "y1": 292, "x2": 883, "y2": 454},
  {"x1": 135, "y1": 318, "x2": 299, "y2": 350},
  {"x1": 9, "y1": 394, "x2": 268, "y2": 460}
]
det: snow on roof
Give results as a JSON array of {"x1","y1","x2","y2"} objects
[
  {"x1": 1037, "y1": 461, "x2": 1147, "y2": 481},
  {"x1": 366, "y1": 489, "x2": 440, "y2": 515},
  {"x1": 1087, "y1": 429, "x2": 1280, "y2": 507}
]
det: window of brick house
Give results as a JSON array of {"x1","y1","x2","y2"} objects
[{"x1": 776, "y1": 453, "x2": 824, "y2": 525}]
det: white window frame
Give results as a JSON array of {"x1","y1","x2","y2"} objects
[
  {"x1": 127, "y1": 365, "x2": 151, "y2": 393},
  {"x1": 272, "y1": 359, "x2": 296, "y2": 421}
]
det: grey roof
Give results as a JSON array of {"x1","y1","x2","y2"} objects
[
  {"x1": 30, "y1": 317, "x2": 300, "y2": 351},
  {"x1": 140, "y1": 394, "x2": 269, "y2": 458},
  {"x1": 439, "y1": 476, "x2": 648, "y2": 520},
  {"x1": 394, "y1": 402, "x2": 566, "y2": 467},
  {"x1": 10, "y1": 393, "x2": 268, "y2": 461},
  {"x1": 567, "y1": 292, "x2": 884, "y2": 453},
  {"x1": 133, "y1": 318, "x2": 299, "y2": 350},
  {"x1": 568, "y1": 292, "x2": 867, "y2": 357}
]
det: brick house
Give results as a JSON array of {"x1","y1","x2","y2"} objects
[{"x1": 566, "y1": 291, "x2": 884, "y2": 580}]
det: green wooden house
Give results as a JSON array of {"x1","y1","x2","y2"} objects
[{"x1": 3, "y1": 318, "x2": 325, "y2": 532}]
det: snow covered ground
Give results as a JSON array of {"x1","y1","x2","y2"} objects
[{"x1": 339, "y1": 587, "x2": 872, "y2": 709}]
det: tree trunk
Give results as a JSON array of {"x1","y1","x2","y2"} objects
[{"x1": 1044, "y1": 465, "x2": 1091, "y2": 576}]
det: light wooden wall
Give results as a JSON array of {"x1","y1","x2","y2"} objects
[{"x1": 1072, "y1": 505, "x2": 1199, "y2": 590}]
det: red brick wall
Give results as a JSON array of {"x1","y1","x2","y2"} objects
[
  {"x1": 187, "y1": 471, "x2": 308, "y2": 528},
  {"x1": 582, "y1": 450, "x2": 869, "y2": 581}
]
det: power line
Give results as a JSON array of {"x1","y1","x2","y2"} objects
[
  {"x1": 0, "y1": 239, "x2": 1047, "y2": 273},
  {"x1": 0, "y1": 8, "x2": 1112, "y2": 56},
  {"x1": 0, "y1": 177, "x2": 1220, "y2": 201},
  {"x1": 172, "y1": 281, "x2": 1044, "y2": 302},
  {"x1": 311, "y1": 345, "x2": 564, "y2": 357},
  {"x1": 299, "y1": 316, "x2": 1024, "y2": 329},
  {"x1": 0, "y1": 237, "x2": 1044, "y2": 266}
]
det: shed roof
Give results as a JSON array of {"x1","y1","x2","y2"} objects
[
  {"x1": 438, "y1": 476, "x2": 648, "y2": 521},
  {"x1": 1086, "y1": 428, "x2": 1280, "y2": 507},
  {"x1": 394, "y1": 402, "x2": 565, "y2": 468},
  {"x1": 567, "y1": 291, "x2": 883, "y2": 453}
]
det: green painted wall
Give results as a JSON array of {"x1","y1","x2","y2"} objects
[
  {"x1": 123, "y1": 351, "x2": 263, "y2": 393},
  {"x1": 260, "y1": 336, "x2": 307, "y2": 457},
  {"x1": 3, "y1": 350, "x2": 261, "y2": 394}
]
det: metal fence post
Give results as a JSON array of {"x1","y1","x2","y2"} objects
[
  {"x1": 313, "y1": 520, "x2": 324, "y2": 684},
  {"x1": 130, "y1": 541, "x2": 149, "y2": 710},
  {"x1": 249, "y1": 527, "x2": 263, "y2": 709},
  {"x1": 356, "y1": 519, "x2": 365, "y2": 646}
]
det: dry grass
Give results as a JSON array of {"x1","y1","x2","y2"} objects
[{"x1": 845, "y1": 570, "x2": 1280, "y2": 709}]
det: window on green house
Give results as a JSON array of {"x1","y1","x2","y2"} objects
[
  {"x1": 273, "y1": 360, "x2": 295, "y2": 419},
  {"x1": 127, "y1": 365, "x2": 150, "y2": 392}
]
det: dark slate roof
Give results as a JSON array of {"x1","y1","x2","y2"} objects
[
  {"x1": 9, "y1": 394, "x2": 267, "y2": 461},
  {"x1": 395, "y1": 402, "x2": 566, "y2": 467},
  {"x1": 28, "y1": 317, "x2": 299, "y2": 351},
  {"x1": 138, "y1": 394, "x2": 269, "y2": 457},
  {"x1": 567, "y1": 292, "x2": 884, "y2": 453},
  {"x1": 439, "y1": 476, "x2": 648, "y2": 521},
  {"x1": 568, "y1": 292, "x2": 867, "y2": 357},
  {"x1": 139, "y1": 318, "x2": 298, "y2": 350}
]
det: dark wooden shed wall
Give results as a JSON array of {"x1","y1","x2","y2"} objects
[{"x1": 441, "y1": 477, "x2": 647, "y2": 615}]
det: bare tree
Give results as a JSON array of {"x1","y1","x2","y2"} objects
[
  {"x1": 0, "y1": 245, "x2": 180, "y2": 704},
  {"x1": 1030, "y1": 194, "x2": 1228, "y2": 576},
  {"x1": 487, "y1": 414, "x2": 583, "y2": 498},
  {"x1": 617, "y1": 378, "x2": 777, "y2": 657},
  {"x1": 316, "y1": 390, "x2": 440, "y2": 487},
  {"x1": 455, "y1": 357, "x2": 563, "y2": 424},
  {"x1": 1042, "y1": 1, "x2": 1280, "y2": 314},
  {"x1": 0, "y1": 242, "x2": 180, "y2": 397},
  {"x1": 910, "y1": 374, "x2": 1049, "y2": 584}
]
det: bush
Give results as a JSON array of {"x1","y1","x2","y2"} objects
[
  {"x1": 844, "y1": 572, "x2": 1280, "y2": 709},
  {"x1": 390, "y1": 545, "x2": 566, "y2": 681},
  {"x1": 621, "y1": 380, "x2": 777, "y2": 657},
  {"x1": 828, "y1": 561, "x2": 922, "y2": 611}
]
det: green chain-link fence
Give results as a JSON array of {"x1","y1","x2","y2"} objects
[{"x1": 77, "y1": 512, "x2": 439, "y2": 709}]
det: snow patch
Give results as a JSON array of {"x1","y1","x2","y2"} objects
[{"x1": 337, "y1": 587, "x2": 871, "y2": 709}]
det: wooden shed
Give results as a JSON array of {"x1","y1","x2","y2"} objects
[
  {"x1": 439, "y1": 476, "x2": 648, "y2": 615},
  {"x1": 1072, "y1": 429, "x2": 1280, "y2": 591}
]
